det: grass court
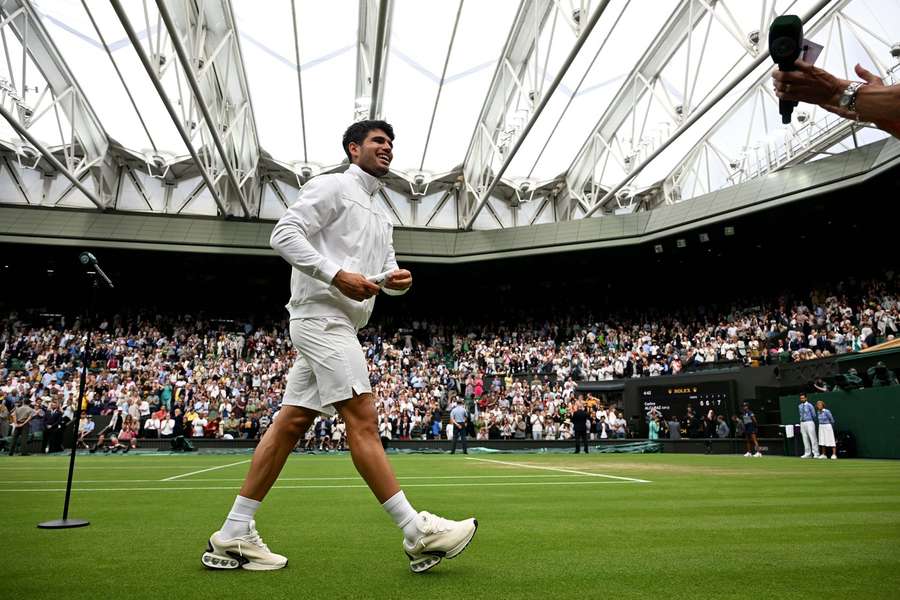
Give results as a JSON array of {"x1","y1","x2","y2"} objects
[{"x1": 3, "y1": 451, "x2": 899, "y2": 600}]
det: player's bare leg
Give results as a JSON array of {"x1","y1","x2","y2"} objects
[
  {"x1": 338, "y1": 392, "x2": 478, "y2": 573},
  {"x1": 336, "y1": 392, "x2": 400, "y2": 502},
  {"x1": 202, "y1": 406, "x2": 316, "y2": 570},
  {"x1": 239, "y1": 405, "x2": 317, "y2": 500}
]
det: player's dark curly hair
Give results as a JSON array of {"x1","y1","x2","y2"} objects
[{"x1": 342, "y1": 120, "x2": 395, "y2": 162}]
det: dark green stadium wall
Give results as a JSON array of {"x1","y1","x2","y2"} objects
[{"x1": 780, "y1": 388, "x2": 900, "y2": 459}]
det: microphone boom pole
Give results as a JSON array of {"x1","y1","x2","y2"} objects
[{"x1": 38, "y1": 251, "x2": 114, "y2": 529}]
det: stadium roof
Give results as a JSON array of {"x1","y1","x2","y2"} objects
[{"x1": 0, "y1": 0, "x2": 896, "y2": 230}]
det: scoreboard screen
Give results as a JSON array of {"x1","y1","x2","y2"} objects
[{"x1": 639, "y1": 381, "x2": 734, "y2": 426}]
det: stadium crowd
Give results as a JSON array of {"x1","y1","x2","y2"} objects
[{"x1": 1, "y1": 277, "x2": 897, "y2": 452}]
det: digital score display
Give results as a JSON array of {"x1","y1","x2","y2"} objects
[{"x1": 639, "y1": 381, "x2": 734, "y2": 426}]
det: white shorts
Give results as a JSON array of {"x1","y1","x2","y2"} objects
[
  {"x1": 281, "y1": 317, "x2": 371, "y2": 416},
  {"x1": 818, "y1": 423, "x2": 836, "y2": 447}
]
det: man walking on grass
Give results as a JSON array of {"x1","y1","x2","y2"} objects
[{"x1": 201, "y1": 120, "x2": 477, "y2": 574}]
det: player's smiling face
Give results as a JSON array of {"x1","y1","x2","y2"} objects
[{"x1": 351, "y1": 129, "x2": 393, "y2": 177}]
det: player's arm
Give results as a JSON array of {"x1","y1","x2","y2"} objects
[{"x1": 269, "y1": 176, "x2": 343, "y2": 286}]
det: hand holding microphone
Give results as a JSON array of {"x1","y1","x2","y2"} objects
[{"x1": 768, "y1": 15, "x2": 804, "y2": 124}]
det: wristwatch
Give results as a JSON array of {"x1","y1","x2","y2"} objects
[{"x1": 838, "y1": 81, "x2": 864, "y2": 113}]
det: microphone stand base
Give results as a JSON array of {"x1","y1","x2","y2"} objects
[{"x1": 37, "y1": 518, "x2": 90, "y2": 529}]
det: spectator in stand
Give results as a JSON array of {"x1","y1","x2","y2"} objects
[
  {"x1": 77, "y1": 414, "x2": 94, "y2": 449},
  {"x1": 667, "y1": 416, "x2": 681, "y2": 440},
  {"x1": 531, "y1": 409, "x2": 543, "y2": 441},
  {"x1": 715, "y1": 415, "x2": 730, "y2": 439},
  {"x1": 110, "y1": 416, "x2": 138, "y2": 453},
  {"x1": 613, "y1": 411, "x2": 627, "y2": 439},
  {"x1": 160, "y1": 411, "x2": 176, "y2": 439},
  {"x1": 648, "y1": 415, "x2": 660, "y2": 441}
]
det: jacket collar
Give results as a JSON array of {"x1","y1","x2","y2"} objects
[{"x1": 347, "y1": 163, "x2": 384, "y2": 196}]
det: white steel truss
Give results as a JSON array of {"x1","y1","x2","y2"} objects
[
  {"x1": 665, "y1": 1, "x2": 895, "y2": 202},
  {"x1": 0, "y1": 0, "x2": 896, "y2": 231},
  {"x1": 0, "y1": 0, "x2": 115, "y2": 208},
  {"x1": 355, "y1": 0, "x2": 393, "y2": 122}
]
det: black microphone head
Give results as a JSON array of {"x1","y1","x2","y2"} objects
[
  {"x1": 79, "y1": 252, "x2": 96, "y2": 266},
  {"x1": 769, "y1": 15, "x2": 803, "y2": 67}
]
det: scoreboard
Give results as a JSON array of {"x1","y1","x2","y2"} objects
[{"x1": 639, "y1": 381, "x2": 734, "y2": 426}]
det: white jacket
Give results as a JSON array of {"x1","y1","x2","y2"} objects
[{"x1": 270, "y1": 164, "x2": 406, "y2": 330}]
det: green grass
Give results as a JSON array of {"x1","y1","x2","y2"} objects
[{"x1": 3, "y1": 451, "x2": 899, "y2": 600}]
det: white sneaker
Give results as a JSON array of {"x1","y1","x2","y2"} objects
[
  {"x1": 830, "y1": 455, "x2": 838, "y2": 460},
  {"x1": 201, "y1": 520, "x2": 288, "y2": 571},
  {"x1": 402, "y1": 511, "x2": 478, "y2": 573},
  {"x1": 816, "y1": 455, "x2": 827, "y2": 460},
  {"x1": 800, "y1": 454, "x2": 811, "y2": 459},
  {"x1": 743, "y1": 452, "x2": 752, "y2": 457},
  {"x1": 753, "y1": 452, "x2": 762, "y2": 457}
]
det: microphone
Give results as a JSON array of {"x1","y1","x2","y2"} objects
[
  {"x1": 77, "y1": 250, "x2": 114, "y2": 288},
  {"x1": 769, "y1": 15, "x2": 803, "y2": 124}
]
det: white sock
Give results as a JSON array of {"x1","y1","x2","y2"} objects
[
  {"x1": 221, "y1": 495, "x2": 260, "y2": 539},
  {"x1": 382, "y1": 490, "x2": 419, "y2": 542}
]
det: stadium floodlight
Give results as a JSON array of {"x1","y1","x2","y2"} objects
[
  {"x1": 724, "y1": 226, "x2": 736, "y2": 236},
  {"x1": 699, "y1": 233, "x2": 710, "y2": 243},
  {"x1": 654, "y1": 244, "x2": 664, "y2": 254},
  {"x1": 514, "y1": 180, "x2": 535, "y2": 206},
  {"x1": 409, "y1": 172, "x2": 431, "y2": 197},
  {"x1": 143, "y1": 151, "x2": 171, "y2": 179},
  {"x1": 291, "y1": 162, "x2": 318, "y2": 188},
  {"x1": 676, "y1": 238, "x2": 687, "y2": 248},
  {"x1": 13, "y1": 141, "x2": 41, "y2": 170}
]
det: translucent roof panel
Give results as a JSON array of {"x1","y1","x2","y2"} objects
[
  {"x1": 507, "y1": 0, "x2": 680, "y2": 181},
  {"x1": 234, "y1": 0, "x2": 358, "y2": 168},
  {"x1": 0, "y1": 12, "x2": 74, "y2": 150},
  {"x1": 35, "y1": 0, "x2": 188, "y2": 157},
  {"x1": 3, "y1": 0, "x2": 896, "y2": 227},
  {"x1": 382, "y1": 0, "x2": 519, "y2": 176}
]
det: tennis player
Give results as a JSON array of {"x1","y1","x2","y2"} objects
[{"x1": 201, "y1": 120, "x2": 477, "y2": 573}]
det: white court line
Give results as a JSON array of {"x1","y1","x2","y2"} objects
[
  {"x1": 0, "y1": 474, "x2": 594, "y2": 484},
  {"x1": 466, "y1": 457, "x2": 651, "y2": 483},
  {"x1": 0, "y1": 481, "x2": 641, "y2": 493},
  {"x1": 0, "y1": 466, "x2": 227, "y2": 470},
  {"x1": 160, "y1": 459, "x2": 251, "y2": 481}
]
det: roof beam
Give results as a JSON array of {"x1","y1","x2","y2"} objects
[
  {"x1": 156, "y1": 0, "x2": 259, "y2": 218},
  {"x1": 0, "y1": 0, "x2": 115, "y2": 208},
  {"x1": 0, "y1": 103, "x2": 104, "y2": 209},
  {"x1": 110, "y1": 0, "x2": 230, "y2": 217},
  {"x1": 459, "y1": 0, "x2": 554, "y2": 227},
  {"x1": 355, "y1": 0, "x2": 393, "y2": 121},
  {"x1": 662, "y1": 0, "x2": 860, "y2": 200},
  {"x1": 564, "y1": 0, "x2": 704, "y2": 212},
  {"x1": 580, "y1": 0, "x2": 835, "y2": 218},
  {"x1": 461, "y1": 0, "x2": 612, "y2": 230}
]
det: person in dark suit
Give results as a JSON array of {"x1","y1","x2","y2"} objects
[
  {"x1": 571, "y1": 400, "x2": 589, "y2": 454},
  {"x1": 43, "y1": 400, "x2": 64, "y2": 453}
]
